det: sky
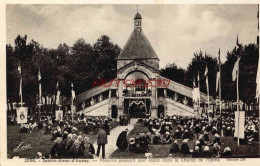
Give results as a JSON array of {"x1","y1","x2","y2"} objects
[{"x1": 6, "y1": 4, "x2": 259, "y2": 69}]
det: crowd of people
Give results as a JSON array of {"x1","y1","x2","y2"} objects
[
  {"x1": 115, "y1": 115, "x2": 259, "y2": 158},
  {"x1": 9, "y1": 110, "x2": 260, "y2": 158},
  {"x1": 9, "y1": 112, "x2": 112, "y2": 159}
]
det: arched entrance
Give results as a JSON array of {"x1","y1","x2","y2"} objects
[
  {"x1": 158, "y1": 105, "x2": 165, "y2": 118},
  {"x1": 129, "y1": 101, "x2": 146, "y2": 118},
  {"x1": 111, "y1": 105, "x2": 118, "y2": 118}
]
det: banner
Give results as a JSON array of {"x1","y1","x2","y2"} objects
[
  {"x1": 55, "y1": 110, "x2": 63, "y2": 121},
  {"x1": 234, "y1": 111, "x2": 245, "y2": 139},
  {"x1": 16, "y1": 107, "x2": 28, "y2": 124},
  {"x1": 207, "y1": 109, "x2": 213, "y2": 118}
]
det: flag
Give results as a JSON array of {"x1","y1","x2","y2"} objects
[
  {"x1": 38, "y1": 69, "x2": 41, "y2": 81},
  {"x1": 197, "y1": 71, "x2": 200, "y2": 89},
  {"x1": 19, "y1": 79, "x2": 22, "y2": 97},
  {"x1": 56, "y1": 82, "x2": 59, "y2": 89},
  {"x1": 256, "y1": 53, "x2": 260, "y2": 103},
  {"x1": 232, "y1": 57, "x2": 241, "y2": 81},
  {"x1": 234, "y1": 111, "x2": 245, "y2": 139},
  {"x1": 216, "y1": 49, "x2": 221, "y2": 92},
  {"x1": 56, "y1": 90, "x2": 60, "y2": 105},
  {"x1": 193, "y1": 76, "x2": 196, "y2": 88},
  {"x1": 216, "y1": 72, "x2": 220, "y2": 92},
  {"x1": 38, "y1": 69, "x2": 42, "y2": 104},
  {"x1": 71, "y1": 90, "x2": 76, "y2": 100},
  {"x1": 236, "y1": 34, "x2": 239, "y2": 46},
  {"x1": 18, "y1": 61, "x2": 21, "y2": 74},
  {"x1": 204, "y1": 64, "x2": 209, "y2": 93},
  {"x1": 39, "y1": 83, "x2": 42, "y2": 104},
  {"x1": 71, "y1": 82, "x2": 74, "y2": 88},
  {"x1": 193, "y1": 88, "x2": 200, "y2": 102}
]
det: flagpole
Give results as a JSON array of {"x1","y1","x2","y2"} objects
[
  {"x1": 237, "y1": 55, "x2": 240, "y2": 146},
  {"x1": 71, "y1": 83, "x2": 74, "y2": 122},
  {"x1": 20, "y1": 79, "x2": 23, "y2": 107}
]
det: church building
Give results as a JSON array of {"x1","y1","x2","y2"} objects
[{"x1": 74, "y1": 12, "x2": 213, "y2": 118}]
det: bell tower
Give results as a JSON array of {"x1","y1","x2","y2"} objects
[{"x1": 134, "y1": 12, "x2": 142, "y2": 29}]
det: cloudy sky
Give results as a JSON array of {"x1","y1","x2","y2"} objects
[{"x1": 6, "y1": 4, "x2": 258, "y2": 68}]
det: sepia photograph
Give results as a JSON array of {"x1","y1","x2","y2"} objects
[{"x1": 2, "y1": 1, "x2": 260, "y2": 162}]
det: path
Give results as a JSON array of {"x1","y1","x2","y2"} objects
[{"x1": 93, "y1": 118, "x2": 138, "y2": 159}]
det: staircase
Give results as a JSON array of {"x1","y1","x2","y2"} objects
[
  {"x1": 166, "y1": 98, "x2": 195, "y2": 116},
  {"x1": 78, "y1": 99, "x2": 110, "y2": 116}
]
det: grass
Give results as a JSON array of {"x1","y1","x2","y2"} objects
[
  {"x1": 7, "y1": 120, "x2": 119, "y2": 159},
  {"x1": 110, "y1": 122, "x2": 260, "y2": 158}
]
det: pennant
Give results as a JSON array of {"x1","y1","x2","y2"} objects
[
  {"x1": 56, "y1": 90, "x2": 60, "y2": 105},
  {"x1": 216, "y1": 72, "x2": 220, "y2": 92},
  {"x1": 236, "y1": 34, "x2": 239, "y2": 46},
  {"x1": 39, "y1": 83, "x2": 42, "y2": 104},
  {"x1": 71, "y1": 90, "x2": 76, "y2": 100},
  {"x1": 204, "y1": 64, "x2": 209, "y2": 94},
  {"x1": 218, "y1": 48, "x2": 221, "y2": 64},
  {"x1": 193, "y1": 76, "x2": 196, "y2": 88},
  {"x1": 197, "y1": 71, "x2": 200, "y2": 82},
  {"x1": 19, "y1": 79, "x2": 22, "y2": 97},
  {"x1": 204, "y1": 64, "x2": 208, "y2": 76},
  {"x1": 18, "y1": 61, "x2": 21, "y2": 74},
  {"x1": 232, "y1": 57, "x2": 241, "y2": 81},
  {"x1": 38, "y1": 69, "x2": 41, "y2": 81}
]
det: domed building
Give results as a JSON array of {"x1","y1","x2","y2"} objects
[{"x1": 74, "y1": 12, "x2": 213, "y2": 118}]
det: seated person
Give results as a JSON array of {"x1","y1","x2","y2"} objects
[
  {"x1": 162, "y1": 132, "x2": 172, "y2": 144},
  {"x1": 225, "y1": 127, "x2": 232, "y2": 136},
  {"x1": 173, "y1": 129, "x2": 182, "y2": 139},
  {"x1": 221, "y1": 147, "x2": 234, "y2": 157},
  {"x1": 213, "y1": 134, "x2": 221, "y2": 145},
  {"x1": 182, "y1": 129, "x2": 190, "y2": 139},
  {"x1": 129, "y1": 138, "x2": 148, "y2": 153},
  {"x1": 70, "y1": 139, "x2": 84, "y2": 158},
  {"x1": 153, "y1": 133, "x2": 162, "y2": 145},
  {"x1": 138, "y1": 133, "x2": 149, "y2": 150},
  {"x1": 192, "y1": 146, "x2": 201, "y2": 158},
  {"x1": 83, "y1": 137, "x2": 95, "y2": 158},
  {"x1": 145, "y1": 132, "x2": 152, "y2": 144},
  {"x1": 180, "y1": 139, "x2": 190, "y2": 154},
  {"x1": 200, "y1": 146, "x2": 212, "y2": 158},
  {"x1": 50, "y1": 137, "x2": 65, "y2": 158},
  {"x1": 199, "y1": 134, "x2": 208, "y2": 146},
  {"x1": 170, "y1": 140, "x2": 180, "y2": 153},
  {"x1": 212, "y1": 143, "x2": 221, "y2": 157},
  {"x1": 204, "y1": 131, "x2": 209, "y2": 141}
]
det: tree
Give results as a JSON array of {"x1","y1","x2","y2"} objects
[
  {"x1": 222, "y1": 43, "x2": 259, "y2": 103},
  {"x1": 185, "y1": 51, "x2": 218, "y2": 97},
  {"x1": 160, "y1": 63, "x2": 185, "y2": 84}
]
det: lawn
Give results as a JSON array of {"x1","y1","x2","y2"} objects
[
  {"x1": 110, "y1": 123, "x2": 260, "y2": 158},
  {"x1": 7, "y1": 120, "x2": 119, "y2": 159}
]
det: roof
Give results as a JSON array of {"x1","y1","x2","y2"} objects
[
  {"x1": 117, "y1": 28, "x2": 159, "y2": 60},
  {"x1": 134, "y1": 12, "x2": 142, "y2": 19}
]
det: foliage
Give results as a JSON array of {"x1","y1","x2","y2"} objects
[{"x1": 7, "y1": 35, "x2": 120, "y2": 111}]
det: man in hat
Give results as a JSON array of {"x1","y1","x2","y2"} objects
[{"x1": 96, "y1": 127, "x2": 107, "y2": 158}]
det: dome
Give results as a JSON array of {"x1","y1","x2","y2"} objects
[{"x1": 134, "y1": 12, "x2": 142, "y2": 19}]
